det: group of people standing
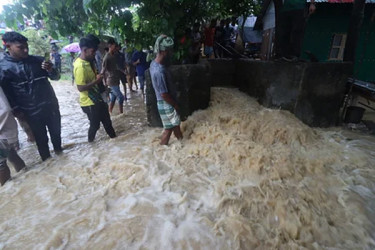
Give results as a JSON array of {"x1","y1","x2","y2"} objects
[
  {"x1": 179, "y1": 17, "x2": 238, "y2": 64},
  {"x1": 206, "y1": 17, "x2": 238, "y2": 59},
  {"x1": 0, "y1": 32, "x2": 183, "y2": 186},
  {"x1": 98, "y1": 38, "x2": 149, "y2": 114},
  {"x1": 73, "y1": 34, "x2": 182, "y2": 146}
]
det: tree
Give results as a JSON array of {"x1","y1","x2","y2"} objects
[
  {"x1": 1, "y1": 0, "x2": 261, "y2": 60},
  {"x1": 1, "y1": 0, "x2": 88, "y2": 37},
  {"x1": 22, "y1": 29, "x2": 50, "y2": 56}
]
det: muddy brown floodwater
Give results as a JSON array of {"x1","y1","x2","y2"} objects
[{"x1": 0, "y1": 81, "x2": 374, "y2": 249}]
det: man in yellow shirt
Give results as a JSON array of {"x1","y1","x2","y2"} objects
[{"x1": 74, "y1": 36, "x2": 116, "y2": 142}]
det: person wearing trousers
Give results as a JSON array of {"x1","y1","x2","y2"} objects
[
  {"x1": 74, "y1": 35, "x2": 116, "y2": 142},
  {"x1": 0, "y1": 32, "x2": 62, "y2": 161}
]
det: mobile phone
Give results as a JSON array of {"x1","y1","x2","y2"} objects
[{"x1": 44, "y1": 52, "x2": 50, "y2": 61}]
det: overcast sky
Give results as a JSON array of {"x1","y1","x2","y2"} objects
[{"x1": 0, "y1": 0, "x2": 13, "y2": 12}]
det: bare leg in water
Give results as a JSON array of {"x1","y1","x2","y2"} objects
[
  {"x1": 109, "y1": 102, "x2": 115, "y2": 114},
  {"x1": 160, "y1": 129, "x2": 172, "y2": 145},
  {"x1": 127, "y1": 75, "x2": 133, "y2": 92},
  {"x1": 133, "y1": 76, "x2": 138, "y2": 90},
  {"x1": 172, "y1": 126, "x2": 183, "y2": 140},
  {"x1": 160, "y1": 125, "x2": 183, "y2": 145}
]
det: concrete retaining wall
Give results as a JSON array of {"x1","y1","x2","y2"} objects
[
  {"x1": 234, "y1": 59, "x2": 352, "y2": 127},
  {"x1": 146, "y1": 63, "x2": 211, "y2": 127},
  {"x1": 208, "y1": 59, "x2": 237, "y2": 87},
  {"x1": 146, "y1": 59, "x2": 352, "y2": 128}
]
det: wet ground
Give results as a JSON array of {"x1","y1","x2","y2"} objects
[{"x1": 0, "y1": 80, "x2": 374, "y2": 249}]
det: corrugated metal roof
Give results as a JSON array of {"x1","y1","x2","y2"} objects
[
  {"x1": 309, "y1": 0, "x2": 375, "y2": 2},
  {"x1": 349, "y1": 78, "x2": 375, "y2": 93}
]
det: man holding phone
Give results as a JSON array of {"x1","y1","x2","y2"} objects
[
  {"x1": 0, "y1": 32, "x2": 62, "y2": 161},
  {"x1": 74, "y1": 35, "x2": 116, "y2": 142}
]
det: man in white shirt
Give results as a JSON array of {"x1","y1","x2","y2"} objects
[
  {"x1": 0, "y1": 87, "x2": 26, "y2": 185},
  {"x1": 230, "y1": 17, "x2": 239, "y2": 47}
]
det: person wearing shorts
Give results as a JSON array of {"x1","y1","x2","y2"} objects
[
  {"x1": 102, "y1": 38, "x2": 124, "y2": 114},
  {"x1": 150, "y1": 35, "x2": 183, "y2": 145}
]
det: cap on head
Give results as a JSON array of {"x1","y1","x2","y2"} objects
[{"x1": 154, "y1": 35, "x2": 174, "y2": 53}]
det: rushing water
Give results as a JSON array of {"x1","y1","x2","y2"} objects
[{"x1": 0, "y1": 81, "x2": 374, "y2": 249}]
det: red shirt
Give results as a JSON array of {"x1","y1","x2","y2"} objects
[{"x1": 204, "y1": 27, "x2": 215, "y2": 47}]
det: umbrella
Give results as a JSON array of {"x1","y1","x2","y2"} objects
[
  {"x1": 49, "y1": 39, "x2": 60, "y2": 44},
  {"x1": 61, "y1": 42, "x2": 80, "y2": 53},
  {"x1": 0, "y1": 28, "x2": 12, "y2": 34}
]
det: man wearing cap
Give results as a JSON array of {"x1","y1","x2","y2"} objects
[
  {"x1": 74, "y1": 35, "x2": 116, "y2": 142},
  {"x1": 0, "y1": 31, "x2": 61, "y2": 161},
  {"x1": 150, "y1": 35, "x2": 183, "y2": 145}
]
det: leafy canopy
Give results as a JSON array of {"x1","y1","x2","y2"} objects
[
  {"x1": 1, "y1": 0, "x2": 261, "y2": 55},
  {"x1": 22, "y1": 29, "x2": 50, "y2": 55}
]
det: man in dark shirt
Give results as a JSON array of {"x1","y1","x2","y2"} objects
[
  {"x1": 51, "y1": 49, "x2": 62, "y2": 72},
  {"x1": 214, "y1": 20, "x2": 225, "y2": 58},
  {"x1": 0, "y1": 32, "x2": 62, "y2": 161},
  {"x1": 116, "y1": 43, "x2": 127, "y2": 99},
  {"x1": 275, "y1": 0, "x2": 316, "y2": 61},
  {"x1": 222, "y1": 18, "x2": 234, "y2": 57},
  {"x1": 124, "y1": 39, "x2": 137, "y2": 92},
  {"x1": 132, "y1": 49, "x2": 148, "y2": 95}
]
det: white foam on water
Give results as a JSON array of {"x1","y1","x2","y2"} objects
[{"x1": 0, "y1": 83, "x2": 374, "y2": 249}]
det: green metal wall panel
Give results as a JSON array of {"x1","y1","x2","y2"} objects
[
  {"x1": 302, "y1": 4, "x2": 375, "y2": 82},
  {"x1": 355, "y1": 15, "x2": 375, "y2": 82}
]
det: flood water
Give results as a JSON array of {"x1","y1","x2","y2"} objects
[{"x1": 0, "y1": 81, "x2": 374, "y2": 249}]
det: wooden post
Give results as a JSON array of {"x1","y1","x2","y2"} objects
[
  {"x1": 341, "y1": 0, "x2": 367, "y2": 124},
  {"x1": 273, "y1": 0, "x2": 283, "y2": 59}
]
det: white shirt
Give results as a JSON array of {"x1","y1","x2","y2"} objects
[
  {"x1": 0, "y1": 87, "x2": 18, "y2": 145},
  {"x1": 230, "y1": 24, "x2": 239, "y2": 43}
]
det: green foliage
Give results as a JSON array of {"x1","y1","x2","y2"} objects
[
  {"x1": 1, "y1": 0, "x2": 261, "y2": 61},
  {"x1": 21, "y1": 29, "x2": 50, "y2": 56}
]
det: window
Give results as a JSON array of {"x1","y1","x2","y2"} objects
[{"x1": 329, "y1": 34, "x2": 347, "y2": 61}]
